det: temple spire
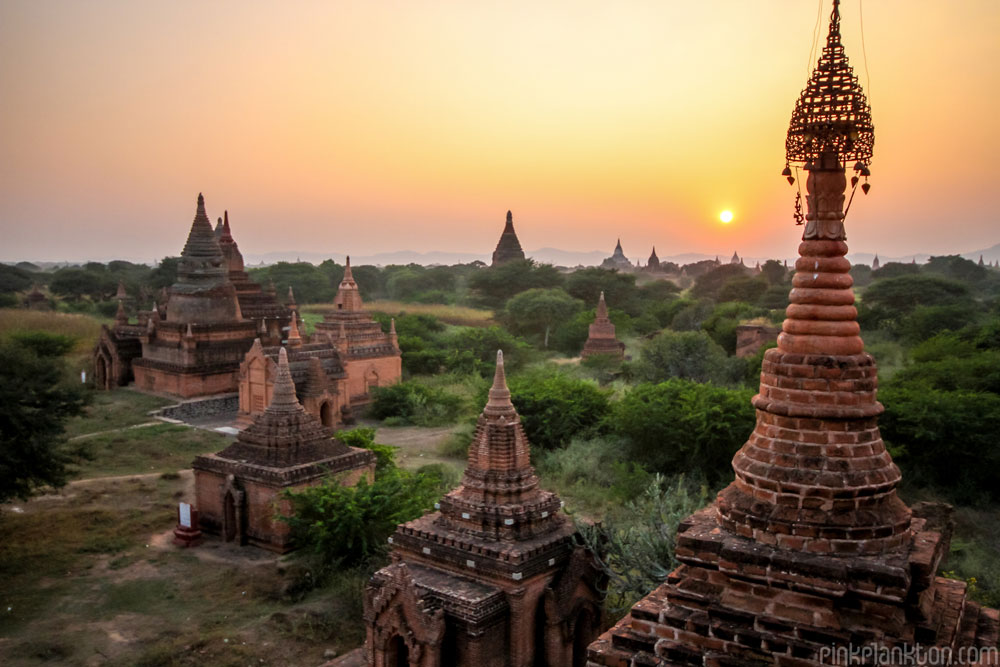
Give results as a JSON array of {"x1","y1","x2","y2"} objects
[
  {"x1": 491, "y1": 210, "x2": 526, "y2": 266},
  {"x1": 484, "y1": 350, "x2": 514, "y2": 414},
  {"x1": 268, "y1": 347, "x2": 300, "y2": 412},
  {"x1": 596, "y1": 291, "x2": 608, "y2": 319}
]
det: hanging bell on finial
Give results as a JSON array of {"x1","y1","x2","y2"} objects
[
  {"x1": 862, "y1": 182, "x2": 871, "y2": 195},
  {"x1": 781, "y1": 165, "x2": 794, "y2": 186},
  {"x1": 854, "y1": 162, "x2": 865, "y2": 171},
  {"x1": 860, "y1": 166, "x2": 871, "y2": 177},
  {"x1": 851, "y1": 175, "x2": 859, "y2": 188}
]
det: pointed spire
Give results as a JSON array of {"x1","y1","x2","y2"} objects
[
  {"x1": 116, "y1": 280, "x2": 127, "y2": 300},
  {"x1": 115, "y1": 300, "x2": 127, "y2": 324},
  {"x1": 259, "y1": 318, "x2": 268, "y2": 335},
  {"x1": 492, "y1": 210, "x2": 526, "y2": 265},
  {"x1": 287, "y1": 314, "x2": 303, "y2": 347},
  {"x1": 220, "y1": 210, "x2": 233, "y2": 242},
  {"x1": 268, "y1": 347, "x2": 301, "y2": 412},
  {"x1": 484, "y1": 350, "x2": 514, "y2": 415},
  {"x1": 615, "y1": 238, "x2": 623, "y2": 251},
  {"x1": 596, "y1": 291, "x2": 608, "y2": 319},
  {"x1": 506, "y1": 210, "x2": 513, "y2": 224},
  {"x1": 287, "y1": 286, "x2": 296, "y2": 305},
  {"x1": 185, "y1": 323, "x2": 194, "y2": 339},
  {"x1": 389, "y1": 317, "x2": 397, "y2": 335},
  {"x1": 214, "y1": 217, "x2": 224, "y2": 238},
  {"x1": 343, "y1": 255, "x2": 353, "y2": 281},
  {"x1": 196, "y1": 192, "x2": 206, "y2": 217}
]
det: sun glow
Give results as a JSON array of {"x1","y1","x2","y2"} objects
[{"x1": 720, "y1": 210, "x2": 734, "y2": 224}]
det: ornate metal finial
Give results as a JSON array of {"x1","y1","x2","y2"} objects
[{"x1": 785, "y1": 0, "x2": 873, "y2": 169}]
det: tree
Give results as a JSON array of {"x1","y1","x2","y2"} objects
[
  {"x1": 760, "y1": 259, "x2": 788, "y2": 286},
  {"x1": 871, "y1": 262, "x2": 919, "y2": 280},
  {"x1": 508, "y1": 369, "x2": 610, "y2": 449},
  {"x1": 861, "y1": 274, "x2": 973, "y2": 330},
  {"x1": 716, "y1": 276, "x2": 768, "y2": 304},
  {"x1": 612, "y1": 380, "x2": 755, "y2": 482},
  {"x1": 504, "y1": 288, "x2": 584, "y2": 348},
  {"x1": 249, "y1": 262, "x2": 335, "y2": 304},
  {"x1": 0, "y1": 263, "x2": 34, "y2": 294},
  {"x1": 701, "y1": 302, "x2": 767, "y2": 355},
  {"x1": 629, "y1": 330, "x2": 743, "y2": 386},
  {"x1": 691, "y1": 264, "x2": 751, "y2": 300},
  {"x1": 566, "y1": 268, "x2": 639, "y2": 315},
  {"x1": 468, "y1": 260, "x2": 564, "y2": 310},
  {"x1": 0, "y1": 335, "x2": 89, "y2": 503},
  {"x1": 149, "y1": 257, "x2": 180, "y2": 290}
]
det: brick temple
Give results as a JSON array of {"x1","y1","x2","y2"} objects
[
  {"x1": 601, "y1": 239, "x2": 632, "y2": 271},
  {"x1": 193, "y1": 347, "x2": 375, "y2": 552},
  {"x1": 214, "y1": 210, "x2": 294, "y2": 342},
  {"x1": 236, "y1": 329, "x2": 357, "y2": 429},
  {"x1": 581, "y1": 292, "x2": 625, "y2": 361},
  {"x1": 312, "y1": 257, "x2": 401, "y2": 406},
  {"x1": 491, "y1": 210, "x2": 526, "y2": 266},
  {"x1": 587, "y1": 2, "x2": 999, "y2": 664},
  {"x1": 364, "y1": 351, "x2": 605, "y2": 666},
  {"x1": 132, "y1": 194, "x2": 259, "y2": 397}
]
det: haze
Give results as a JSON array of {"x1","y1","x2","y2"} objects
[{"x1": 1, "y1": 1, "x2": 997, "y2": 263}]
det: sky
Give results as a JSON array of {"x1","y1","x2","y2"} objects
[{"x1": 1, "y1": 0, "x2": 998, "y2": 264}]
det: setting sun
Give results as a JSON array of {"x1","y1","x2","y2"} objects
[{"x1": 720, "y1": 210, "x2": 734, "y2": 224}]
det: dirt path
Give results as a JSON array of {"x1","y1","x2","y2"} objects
[
  {"x1": 67, "y1": 421, "x2": 163, "y2": 441},
  {"x1": 373, "y1": 423, "x2": 466, "y2": 471}
]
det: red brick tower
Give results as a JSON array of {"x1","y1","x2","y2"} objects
[
  {"x1": 587, "y1": 2, "x2": 999, "y2": 664},
  {"x1": 491, "y1": 210, "x2": 527, "y2": 266},
  {"x1": 365, "y1": 351, "x2": 604, "y2": 667},
  {"x1": 581, "y1": 291, "x2": 625, "y2": 360},
  {"x1": 313, "y1": 257, "x2": 401, "y2": 405}
]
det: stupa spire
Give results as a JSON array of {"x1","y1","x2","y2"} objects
[
  {"x1": 115, "y1": 299, "x2": 128, "y2": 324},
  {"x1": 491, "y1": 210, "x2": 526, "y2": 266},
  {"x1": 287, "y1": 314, "x2": 303, "y2": 348},
  {"x1": 484, "y1": 350, "x2": 514, "y2": 415},
  {"x1": 269, "y1": 347, "x2": 299, "y2": 411},
  {"x1": 596, "y1": 291, "x2": 608, "y2": 319}
]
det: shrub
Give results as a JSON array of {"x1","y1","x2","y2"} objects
[
  {"x1": 370, "y1": 382, "x2": 465, "y2": 426},
  {"x1": 612, "y1": 380, "x2": 755, "y2": 483},
  {"x1": 536, "y1": 436, "x2": 651, "y2": 509},
  {"x1": 629, "y1": 330, "x2": 744, "y2": 386},
  {"x1": 508, "y1": 369, "x2": 611, "y2": 449}
]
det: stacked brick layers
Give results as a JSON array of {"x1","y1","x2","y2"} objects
[
  {"x1": 582, "y1": 292, "x2": 625, "y2": 360},
  {"x1": 587, "y1": 238, "x2": 999, "y2": 666}
]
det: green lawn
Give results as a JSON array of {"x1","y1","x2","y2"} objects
[
  {"x1": 64, "y1": 389, "x2": 175, "y2": 439},
  {"x1": 70, "y1": 423, "x2": 231, "y2": 479}
]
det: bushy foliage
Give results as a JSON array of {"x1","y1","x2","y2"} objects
[
  {"x1": 880, "y1": 385, "x2": 1000, "y2": 504},
  {"x1": 0, "y1": 335, "x2": 89, "y2": 503},
  {"x1": 629, "y1": 330, "x2": 744, "y2": 386},
  {"x1": 872, "y1": 262, "x2": 920, "y2": 280},
  {"x1": 860, "y1": 274, "x2": 973, "y2": 331},
  {"x1": 575, "y1": 475, "x2": 709, "y2": 615},
  {"x1": 467, "y1": 260, "x2": 564, "y2": 310},
  {"x1": 536, "y1": 436, "x2": 651, "y2": 509},
  {"x1": 248, "y1": 261, "x2": 335, "y2": 304},
  {"x1": 701, "y1": 302, "x2": 767, "y2": 355},
  {"x1": 503, "y1": 288, "x2": 585, "y2": 347},
  {"x1": 445, "y1": 326, "x2": 534, "y2": 377},
  {"x1": 565, "y1": 268, "x2": 639, "y2": 314},
  {"x1": 0, "y1": 263, "x2": 35, "y2": 293},
  {"x1": 612, "y1": 380, "x2": 755, "y2": 482},
  {"x1": 508, "y1": 369, "x2": 611, "y2": 449},
  {"x1": 335, "y1": 427, "x2": 398, "y2": 473},
  {"x1": 281, "y1": 455, "x2": 441, "y2": 569},
  {"x1": 716, "y1": 276, "x2": 768, "y2": 304},
  {"x1": 690, "y1": 264, "x2": 751, "y2": 300},
  {"x1": 370, "y1": 381, "x2": 465, "y2": 426}
]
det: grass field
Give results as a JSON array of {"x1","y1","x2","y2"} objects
[
  {"x1": 70, "y1": 423, "x2": 231, "y2": 479},
  {"x1": 0, "y1": 308, "x2": 106, "y2": 369},
  {"x1": 302, "y1": 301, "x2": 495, "y2": 327}
]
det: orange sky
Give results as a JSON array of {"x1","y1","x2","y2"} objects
[{"x1": 1, "y1": 1, "x2": 997, "y2": 263}]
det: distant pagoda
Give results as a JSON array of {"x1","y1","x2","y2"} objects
[
  {"x1": 647, "y1": 246, "x2": 660, "y2": 271},
  {"x1": 491, "y1": 210, "x2": 526, "y2": 266},
  {"x1": 588, "y1": 1, "x2": 999, "y2": 664},
  {"x1": 581, "y1": 292, "x2": 625, "y2": 360},
  {"x1": 601, "y1": 238, "x2": 632, "y2": 270}
]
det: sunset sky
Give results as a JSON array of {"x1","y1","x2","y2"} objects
[{"x1": 1, "y1": 1, "x2": 997, "y2": 264}]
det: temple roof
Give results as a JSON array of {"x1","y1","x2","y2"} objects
[
  {"x1": 433, "y1": 350, "x2": 564, "y2": 541},
  {"x1": 491, "y1": 211, "x2": 526, "y2": 266},
  {"x1": 175, "y1": 193, "x2": 230, "y2": 289},
  {"x1": 334, "y1": 256, "x2": 364, "y2": 312},
  {"x1": 216, "y1": 347, "x2": 350, "y2": 467}
]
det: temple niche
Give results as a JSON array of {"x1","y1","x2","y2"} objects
[
  {"x1": 581, "y1": 291, "x2": 625, "y2": 361},
  {"x1": 193, "y1": 348, "x2": 375, "y2": 552},
  {"x1": 131, "y1": 194, "x2": 258, "y2": 397},
  {"x1": 587, "y1": 2, "x2": 999, "y2": 664},
  {"x1": 312, "y1": 257, "x2": 402, "y2": 406},
  {"x1": 491, "y1": 210, "x2": 526, "y2": 266},
  {"x1": 364, "y1": 352, "x2": 605, "y2": 667}
]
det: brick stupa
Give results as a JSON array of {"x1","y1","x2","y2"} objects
[
  {"x1": 193, "y1": 347, "x2": 374, "y2": 552},
  {"x1": 601, "y1": 239, "x2": 632, "y2": 270},
  {"x1": 364, "y1": 351, "x2": 604, "y2": 666},
  {"x1": 581, "y1": 291, "x2": 625, "y2": 361},
  {"x1": 312, "y1": 257, "x2": 401, "y2": 405},
  {"x1": 491, "y1": 210, "x2": 526, "y2": 266},
  {"x1": 132, "y1": 194, "x2": 258, "y2": 396},
  {"x1": 587, "y1": 2, "x2": 999, "y2": 664}
]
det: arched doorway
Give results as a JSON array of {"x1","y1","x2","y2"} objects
[
  {"x1": 223, "y1": 491, "x2": 237, "y2": 542},
  {"x1": 572, "y1": 607, "x2": 595, "y2": 667},
  {"x1": 385, "y1": 635, "x2": 408, "y2": 667},
  {"x1": 95, "y1": 355, "x2": 109, "y2": 390},
  {"x1": 320, "y1": 401, "x2": 334, "y2": 427}
]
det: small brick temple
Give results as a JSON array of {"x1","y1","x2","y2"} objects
[
  {"x1": 581, "y1": 291, "x2": 625, "y2": 361},
  {"x1": 491, "y1": 210, "x2": 527, "y2": 266}
]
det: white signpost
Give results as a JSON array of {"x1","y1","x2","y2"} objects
[{"x1": 179, "y1": 502, "x2": 192, "y2": 529}]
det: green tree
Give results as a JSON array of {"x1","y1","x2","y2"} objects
[
  {"x1": 504, "y1": 288, "x2": 584, "y2": 348},
  {"x1": 629, "y1": 330, "x2": 743, "y2": 386},
  {"x1": 691, "y1": 264, "x2": 750, "y2": 300},
  {"x1": 716, "y1": 276, "x2": 768, "y2": 304},
  {"x1": 872, "y1": 262, "x2": 920, "y2": 280},
  {"x1": 0, "y1": 263, "x2": 34, "y2": 293},
  {"x1": 566, "y1": 268, "x2": 639, "y2": 314},
  {"x1": 250, "y1": 261, "x2": 335, "y2": 304},
  {"x1": 612, "y1": 380, "x2": 755, "y2": 482},
  {"x1": 701, "y1": 302, "x2": 767, "y2": 355},
  {"x1": 149, "y1": 257, "x2": 180, "y2": 290},
  {"x1": 508, "y1": 369, "x2": 610, "y2": 449},
  {"x1": 468, "y1": 260, "x2": 564, "y2": 310},
  {"x1": 860, "y1": 274, "x2": 973, "y2": 329},
  {"x1": 760, "y1": 259, "x2": 788, "y2": 286},
  {"x1": 0, "y1": 335, "x2": 89, "y2": 503}
]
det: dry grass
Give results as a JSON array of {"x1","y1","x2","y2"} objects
[
  {"x1": 0, "y1": 308, "x2": 105, "y2": 351},
  {"x1": 303, "y1": 300, "x2": 494, "y2": 327}
]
